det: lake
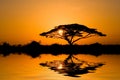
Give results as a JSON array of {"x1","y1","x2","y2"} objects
[{"x1": 0, "y1": 53, "x2": 120, "y2": 80}]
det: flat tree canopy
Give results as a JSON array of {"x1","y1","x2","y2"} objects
[{"x1": 40, "y1": 23, "x2": 106, "y2": 45}]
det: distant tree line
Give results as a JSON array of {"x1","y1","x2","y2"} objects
[{"x1": 0, "y1": 41, "x2": 120, "y2": 58}]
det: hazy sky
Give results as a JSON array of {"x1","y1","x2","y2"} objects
[{"x1": 0, "y1": 0, "x2": 120, "y2": 45}]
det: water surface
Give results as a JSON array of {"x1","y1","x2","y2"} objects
[{"x1": 0, "y1": 53, "x2": 120, "y2": 80}]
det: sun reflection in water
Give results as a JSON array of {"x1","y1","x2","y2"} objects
[{"x1": 57, "y1": 64, "x2": 63, "y2": 69}]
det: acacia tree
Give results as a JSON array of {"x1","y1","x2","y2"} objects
[
  {"x1": 40, "y1": 23, "x2": 106, "y2": 63},
  {"x1": 40, "y1": 23, "x2": 106, "y2": 45}
]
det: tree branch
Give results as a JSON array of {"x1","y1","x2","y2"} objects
[
  {"x1": 72, "y1": 33, "x2": 94, "y2": 44},
  {"x1": 64, "y1": 36, "x2": 72, "y2": 45},
  {"x1": 70, "y1": 35, "x2": 74, "y2": 43}
]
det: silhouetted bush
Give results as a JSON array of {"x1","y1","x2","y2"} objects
[{"x1": 0, "y1": 41, "x2": 120, "y2": 57}]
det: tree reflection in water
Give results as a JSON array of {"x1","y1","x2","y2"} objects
[
  {"x1": 40, "y1": 24, "x2": 105, "y2": 77},
  {"x1": 40, "y1": 54, "x2": 104, "y2": 77}
]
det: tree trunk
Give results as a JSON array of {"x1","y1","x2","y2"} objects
[{"x1": 64, "y1": 40, "x2": 74, "y2": 64}]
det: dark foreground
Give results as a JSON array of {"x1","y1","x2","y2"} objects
[{"x1": 0, "y1": 41, "x2": 120, "y2": 58}]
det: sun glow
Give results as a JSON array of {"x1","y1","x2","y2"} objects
[{"x1": 58, "y1": 29, "x2": 64, "y2": 36}]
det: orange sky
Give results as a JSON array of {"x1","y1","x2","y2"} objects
[{"x1": 0, "y1": 0, "x2": 120, "y2": 45}]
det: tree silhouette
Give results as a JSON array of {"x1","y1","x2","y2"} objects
[
  {"x1": 40, "y1": 23, "x2": 106, "y2": 63},
  {"x1": 40, "y1": 23, "x2": 106, "y2": 45}
]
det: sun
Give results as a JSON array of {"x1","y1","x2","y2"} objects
[{"x1": 58, "y1": 29, "x2": 64, "y2": 36}]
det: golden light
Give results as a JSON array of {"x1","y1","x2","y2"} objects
[
  {"x1": 58, "y1": 29, "x2": 64, "y2": 36},
  {"x1": 57, "y1": 64, "x2": 63, "y2": 69}
]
